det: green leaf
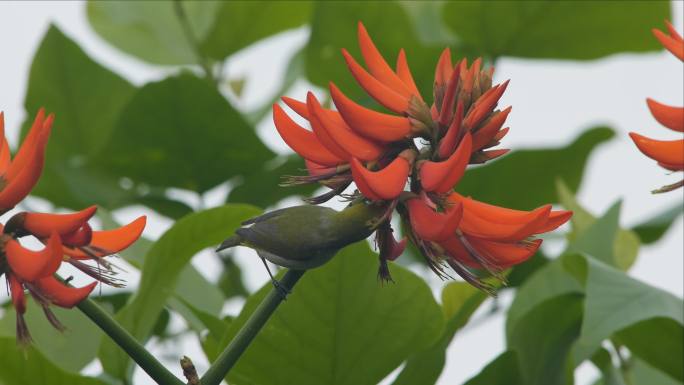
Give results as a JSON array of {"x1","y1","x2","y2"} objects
[
  {"x1": 96, "y1": 73, "x2": 274, "y2": 193},
  {"x1": 590, "y1": 348, "x2": 627, "y2": 385},
  {"x1": 458, "y1": 127, "x2": 614, "y2": 210},
  {"x1": 463, "y1": 350, "x2": 524, "y2": 385},
  {"x1": 392, "y1": 282, "x2": 487, "y2": 385},
  {"x1": 228, "y1": 155, "x2": 318, "y2": 206},
  {"x1": 98, "y1": 204, "x2": 261, "y2": 379},
  {"x1": 631, "y1": 357, "x2": 683, "y2": 385},
  {"x1": 616, "y1": 318, "x2": 683, "y2": 382},
  {"x1": 201, "y1": 1, "x2": 312, "y2": 60},
  {"x1": 506, "y1": 258, "x2": 583, "y2": 337},
  {"x1": 0, "y1": 300, "x2": 102, "y2": 373},
  {"x1": 86, "y1": 1, "x2": 220, "y2": 65},
  {"x1": 0, "y1": 337, "x2": 108, "y2": 385},
  {"x1": 22, "y1": 25, "x2": 136, "y2": 210},
  {"x1": 305, "y1": 1, "x2": 443, "y2": 102},
  {"x1": 221, "y1": 241, "x2": 445, "y2": 385},
  {"x1": 565, "y1": 254, "x2": 683, "y2": 374},
  {"x1": 631, "y1": 203, "x2": 683, "y2": 244},
  {"x1": 507, "y1": 294, "x2": 583, "y2": 385},
  {"x1": 443, "y1": 1, "x2": 670, "y2": 60},
  {"x1": 557, "y1": 180, "x2": 641, "y2": 271}
]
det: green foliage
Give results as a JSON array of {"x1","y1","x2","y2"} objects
[
  {"x1": 392, "y1": 282, "x2": 487, "y2": 385},
  {"x1": 201, "y1": 1, "x2": 312, "y2": 60},
  {"x1": 220, "y1": 242, "x2": 445, "y2": 385},
  {"x1": 22, "y1": 25, "x2": 136, "y2": 209},
  {"x1": 0, "y1": 300, "x2": 101, "y2": 373},
  {"x1": 86, "y1": 1, "x2": 221, "y2": 65},
  {"x1": 97, "y1": 73, "x2": 273, "y2": 193},
  {"x1": 98, "y1": 204, "x2": 260, "y2": 379},
  {"x1": 0, "y1": 337, "x2": 108, "y2": 385},
  {"x1": 458, "y1": 127, "x2": 614, "y2": 210},
  {"x1": 632, "y1": 203, "x2": 683, "y2": 244},
  {"x1": 463, "y1": 350, "x2": 524, "y2": 385},
  {"x1": 443, "y1": 1, "x2": 670, "y2": 60}
]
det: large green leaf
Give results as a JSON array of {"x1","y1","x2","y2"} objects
[
  {"x1": 220, "y1": 241, "x2": 444, "y2": 385},
  {"x1": 632, "y1": 203, "x2": 683, "y2": 244},
  {"x1": 98, "y1": 204, "x2": 261, "y2": 379},
  {"x1": 22, "y1": 25, "x2": 136, "y2": 209},
  {"x1": 558, "y1": 180, "x2": 641, "y2": 271},
  {"x1": 457, "y1": 127, "x2": 614, "y2": 210},
  {"x1": 463, "y1": 350, "x2": 524, "y2": 385},
  {"x1": 86, "y1": 1, "x2": 220, "y2": 65},
  {"x1": 305, "y1": 1, "x2": 444, "y2": 102},
  {"x1": 0, "y1": 299, "x2": 101, "y2": 373},
  {"x1": 0, "y1": 337, "x2": 108, "y2": 385},
  {"x1": 631, "y1": 357, "x2": 683, "y2": 385},
  {"x1": 96, "y1": 73, "x2": 273, "y2": 193},
  {"x1": 201, "y1": 1, "x2": 312, "y2": 60},
  {"x1": 443, "y1": 1, "x2": 669, "y2": 60},
  {"x1": 565, "y1": 254, "x2": 684, "y2": 380},
  {"x1": 392, "y1": 282, "x2": 487, "y2": 385},
  {"x1": 507, "y1": 294, "x2": 583, "y2": 385}
]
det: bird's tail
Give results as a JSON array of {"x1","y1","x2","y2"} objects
[{"x1": 216, "y1": 234, "x2": 243, "y2": 252}]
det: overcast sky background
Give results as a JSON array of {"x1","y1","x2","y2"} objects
[{"x1": 0, "y1": 2, "x2": 682, "y2": 385}]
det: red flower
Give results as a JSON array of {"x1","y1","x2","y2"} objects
[
  {"x1": 0, "y1": 110, "x2": 146, "y2": 344},
  {"x1": 272, "y1": 23, "x2": 571, "y2": 287},
  {"x1": 629, "y1": 21, "x2": 684, "y2": 193}
]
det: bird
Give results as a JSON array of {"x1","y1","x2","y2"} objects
[{"x1": 217, "y1": 202, "x2": 385, "y2": 296}]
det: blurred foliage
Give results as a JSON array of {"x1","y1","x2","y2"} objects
[
  {"x1": 219, "y1": 241, "x2": 444, "y2": 385},
  {"x1": 2, "y1": 1, "x2": 681, "y2": 384}
]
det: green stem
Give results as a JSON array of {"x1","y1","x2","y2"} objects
[
  {"x1": 77, "y1": 298, "x2": 185, "y2": 385},
  {"x1": 200, "y1": 269, "x2": 306, "y2": 385},
  {"x1": 173, "y1": 0, "x2": 217, "y2": 85}
]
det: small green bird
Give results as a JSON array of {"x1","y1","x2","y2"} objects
[{"x1": 217, "y1": 202, "x2": 385, "y2": 294}]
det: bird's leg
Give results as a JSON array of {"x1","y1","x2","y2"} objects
[{"x1": 260, "y1": 256, "x2": 290, "y2": 300}]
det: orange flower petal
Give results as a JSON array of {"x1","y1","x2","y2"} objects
[
  {"x1": 536, "y1": 210, "x2": 573, "y2": 233},
  {"x1": 5, "y1": 233, "x2": 63, "y2": 282},
  {"x1": 406, "y1": 198, "x2": 463, "y2": 241},
  {"x1": 395, "y1": 49, "x2": 422, "y2": 100},
  {"x1": 629, "y1": 132, "x2": 684, "y2": 165},
  {"x1": 646, "y1": 98, "x2": 684, "y2": 132},
  {"x1": 8, "y1": 274, "x2": 27, "y2": 314},
  {"x1": 64, "y1": 216, "x2": 146, "y2": 259},
  {"x1": 307, "y1": 92, "x2": 385, "y2": 161},
  {"x1": 434, "y1": 48, "x2": 453, "y2": 86},
  {"x1": 0, "y1": 114, "x2": 53, "y2": 210},
  {"x1": 272, "y1": 104, "x2": 345, "y2": 166},
  {"x1": 34, "y1": 276, "x2": 97, "y2": 308},
  {"x1": 653, "y1": 26, "x2": 684, "y2": 61},
  {"x1": 21, "y1": 205, "x2": 97, "y2": 238},
  {"x1": 449, "y1": 193, "x2": 550, "y2": 225},
  {"x1": 438, "y1": 101, "x2": 464, "y2": 159},
  {"x1": 281, "y1": 96, "x2": 310, "y2": 119},
  {"x1": 659, "y1": 161, "x2": 684, "y2": 171},
  {"x1": 440, "y1": 236, "x2": 479, "y2": 268},
  {"x1": 0, "y1": 138, "x2": 10, "y2": 175},
  {"x1": 341, "y1": 49, "x2": 410, "y2": 114},
  {"x1": 460, "y1": 204, "x2": 551, "y2": 241},
  {"x1": 5, "y1": 108, "x2": 46, "y2": 181},
  {"x1": 421, "y1": 132, "x2": 472, "y2": 193},
  {"x1": 438, "y1": 59, "x2": 463, "y2": 127},
  {"x1": 464, "y1": 80, "x2": 510, "y2": 130},
  {"x1": 357, "y1": 22, "x2": 413, "y2": 98},
  {"x1": 350, "y1": 157, "x2": 408, "y2": 200},
  {"x1": 472, "y1": 106, "x2": 512, "y2": 151},
  {"x1": 62, "y1": 223, "x2": 94, "y2": 247},
  {"x1": 467, "y1": 237, "x2": 542, "y2": 268},
  {"x1": 330, "y1": 82, "x2": 412, "y2": 142}
]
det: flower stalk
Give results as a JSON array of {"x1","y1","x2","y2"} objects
[
  {"x1": 201, "y1": 269, "x2": 306, "y2": 385},
  {"x1": 77, "y1": 296, "x2": 185, "y2": 385}
]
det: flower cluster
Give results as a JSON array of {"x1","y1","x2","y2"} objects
[
  {"x1": 274, "y1": 23, "x2": 571, "y2": 289},
  {"x1": 629, "y1": 21, "x2": 684, "y2": 193},
  {"x1": 0, "y1": 109, "x2": 146, "y2": 344}
]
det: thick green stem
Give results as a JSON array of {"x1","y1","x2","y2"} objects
[
  {"x1": 200, "y1": 269, "x2": 306, "y2": 385},
  {"x1": 77, "y1": 298, "x2": 185, "y2": 385}
]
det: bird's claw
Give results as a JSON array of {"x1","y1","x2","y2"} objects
[{"x1": 271, "y1": 279, "x2": 291, "y2": 300}]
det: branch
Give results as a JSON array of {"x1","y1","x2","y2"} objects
[{"x1": 200, "y1": 269, "x2": 306, "y2": 385}]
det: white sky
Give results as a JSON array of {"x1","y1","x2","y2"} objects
[{"x1": 0, "y1": 2, "x2": 682, "y2": 385}]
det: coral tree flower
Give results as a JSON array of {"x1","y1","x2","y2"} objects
[
  {"x1": 0, "y1": 110, "x2": 146, "y2": 344},
  {"x1": 629, "y1": 21, "x2": 684, "y2": 193},
  {"x1": 273, "y1": 22, "x2": 571, "y2": 288}
]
